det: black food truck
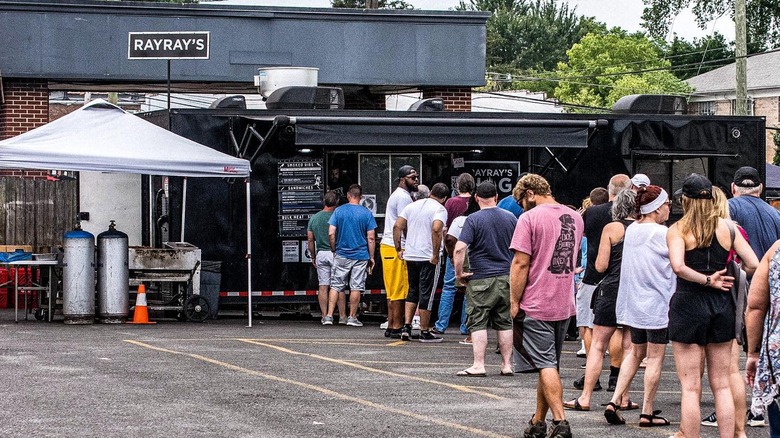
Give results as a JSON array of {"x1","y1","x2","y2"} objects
[{"x1": 140, "y1": 94, "x2": 766, "y2": 317}]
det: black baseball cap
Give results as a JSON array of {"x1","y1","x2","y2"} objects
[
  {"x1": 398, "y1": 165, "x2": 417, "y2": 178},
  {"x1": 733, "y1": 166, "x2": 761, "y2": 187},
  {"x1": 475, "y1": 181, "x2": 497, "y2": 198},
  {"x1": 675, "y1": 173, "x2": 713, "y2": 199}
]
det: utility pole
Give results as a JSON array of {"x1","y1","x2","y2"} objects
[{"x1": 734, "y1": 0, "x2": 748, "y2": 115}]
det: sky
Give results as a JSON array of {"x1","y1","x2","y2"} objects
[{"x1": 208, "y1": 0, "x2": 736, "y2": 41}]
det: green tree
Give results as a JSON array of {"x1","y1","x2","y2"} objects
[
  {"x1": 457, "y1": 0, "x2": 601, "y2": 72},
  {"x1": 642, "y1": 0, "x2": 778, "y2": 50},
  {"x1": 553, "y1": 31, "x2": 692, "y2": 112},
  {"x1": 331, "y1": 0, "x2": 413, "y2": 8},
  {"x1": 773, "y1": 131, "x2": 780, "y2": 166},
  {"x1": 659, "y1": 32, "x2": 734, "y2": 80}
]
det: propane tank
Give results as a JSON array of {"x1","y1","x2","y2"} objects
[
  {"x1": 97, "y1": 220, "x2": 129, "y2": 323},
  {"x1": 62, "y1": 223, "x2": 95, "y2": 324}
]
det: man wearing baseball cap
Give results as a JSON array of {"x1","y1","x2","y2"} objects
[{"x1": 729, "y1": 166, "x2": 780, "y2": 261}]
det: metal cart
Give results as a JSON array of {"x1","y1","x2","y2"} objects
[{"x1": 128, "y1": 243, "x2": 209, "y2": 322}]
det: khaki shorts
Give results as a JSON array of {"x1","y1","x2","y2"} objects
[
  {"x1": 380, "y1": 244, "x2": 408, "y2": 301},
  {"x1": 330, "y1": 255, "x2": 368, "y2": 292},
  {"x1": 315, "y1": 250, "x2": 334, "y2": 286},
  {"x1": 465, "y1": 275, "x2": 512, "y2": 332}
]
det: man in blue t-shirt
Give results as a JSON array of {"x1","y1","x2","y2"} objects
[
  {"x1": 325, "y1": 184, "x2": 377, "y2": 327},
  {"x1": 729, "y1": 166, "x2": 780, "y2": 261},
  {"x1": 453, "y1": 181, "x2": 517, "y2": 377}
]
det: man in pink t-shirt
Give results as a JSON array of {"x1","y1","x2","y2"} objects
[{"x1": 509, "y1": 173, "x2": 583, "y2": 438}]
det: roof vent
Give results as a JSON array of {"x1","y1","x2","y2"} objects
[
  {"x1": 209, "y1": 95, "x2": 246, "y2": 109},
  {"x1": 254, "y1": 67, "x2": 319, "y2": 99},
  {"x1": 612, "y1": 94, "x2": 687, "y2": 115},
  {"x1": 408, "y1": 98, "x2": 444, "y2": 112},
  {"x1": 265, "y1": 86, "x2": 345, "y2": 110}
]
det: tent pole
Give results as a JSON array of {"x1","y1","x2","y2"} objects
[
  {"x1": 180, "y1": 177, "x2": 187, "y2": 242},
  {"x1": 246, "y1": 178, "x2": 252, "y2": 328}
]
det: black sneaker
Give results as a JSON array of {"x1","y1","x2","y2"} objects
[
  {"x1": 384, "y1": 328, "x2": 392, "y2": 338},
  {"x1": 747, "y1": 410, "x2": 767, "y2": 427},
  {"x1": 546, "y1": 420, "x2": 572, "y2": 438},
  {"x1": 607, "y1": 376, "x2": 617, "y2": 392},
  {"x1": 701, "y1": 412, "x2": 717, "y2": 427},
  {"x1": 400, "y1": 325, "x2": 412, "y2": 341},
  {"x1": 522, "y1": 418, "x2": 547, "y2": 438},
  {"x1": 389, "y1": 329, "x2": 402, "y2": 339},
  {"x1": 573, "y1": 375, "x2": 602, "y2": 391},
  {"x1": 419, "y1": 331, "x2": 443, "y2": 343}
]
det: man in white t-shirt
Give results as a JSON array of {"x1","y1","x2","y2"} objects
[
  {"x1": 379, "y1": 165, "x2": 418, "y2": 338},
  {"x1": 393, "y1": 182, "x2": 448, "y2": 343}
]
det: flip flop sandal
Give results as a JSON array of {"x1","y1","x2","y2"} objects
[
  {"x1": 639, "y1": 410, "x2": 670, "y2": 427},
  {"x1": 456, "y1": 369, "x2": 487, "y2": 377},
  {"x1": 500, "y1": 370, "x2": 514, "y2": 376},
  {"x1": 621, "y1": 399, "x2": 640, "y2": 410},
  {"x1": 604, "y1": 402, "x2": 625, "y2": 425},
  {"x1": 563, "y1": 399, "x2": 590, "y2": 411}
]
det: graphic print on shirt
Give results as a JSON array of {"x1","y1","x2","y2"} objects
[{"x1": 548, "y1": 214, "x2": 576, "y2": 274}]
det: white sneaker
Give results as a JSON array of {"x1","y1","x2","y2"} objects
[
  {"x1": 346, "y1": 316, "x2": 363, "y2": 327},
  {"x1": 379, "y1": 320, "x2": 389, "y2": 330},
  {"x1": 412, "y1": 315, "x2": 421, "y2": 330},
  {"x1": 576, "y1": 346, "x2": 586, "y2": 358}
]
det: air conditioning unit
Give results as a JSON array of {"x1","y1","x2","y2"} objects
[
  {"x1": 209, "y1": 95, "x2": 246, "y2": 109},
  {"x1": 612, "y1": 94, "x2": 687, "y2": 115},
  {"x1": 254, "y1": 67, "x2": 319, "y2": 99},
  {"x1": 265, "y1": 86, "x2": 344, "y2": 110},
  {"x1": 408, "y1": 98, "x2": 444, "y2": 112}
]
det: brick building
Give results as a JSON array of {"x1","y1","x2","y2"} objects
[{"x1": 686, "y1": 50, "x2": 780, "y2": 163}]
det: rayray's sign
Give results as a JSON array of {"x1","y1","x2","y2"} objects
[{"x1": 128, "y1": 32, "x2": 210, "y2": 59}]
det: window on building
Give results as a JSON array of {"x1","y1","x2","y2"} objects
[
  {"x1": 698, "y1": 101, "x2": 716, "y2": 115},
  {"x1": 358, "y1": 153, "x2": 422, "y2": 217},
  {"x1": 730, "y1": 98, "x2": 755, "y2": 116}
]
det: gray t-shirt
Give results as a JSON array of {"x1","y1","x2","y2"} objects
[{"x1": 458, "y1": 207, "x2": 517, "y2": 280}]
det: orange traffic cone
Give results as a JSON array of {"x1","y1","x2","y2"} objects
[{"x1": 127, "y1": 284, "x2": 156, "y2": 324}]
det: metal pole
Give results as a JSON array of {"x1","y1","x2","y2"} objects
[
  {"x1": 180, "y1": 177, "x2": 187, "y2": 242},
  {"x1": 735, "y1": 0, "x2": 748, "y2": 115},
  {"x1": 167, "y1": 60, "x2": 172, "y2": 128},
  {"x1": 246, "y1": 178, "x2": 253, "y2": 328}
]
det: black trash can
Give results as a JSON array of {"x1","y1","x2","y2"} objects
[{"x1": 199, "y1": 261, "x2": 222, "y2": 319}]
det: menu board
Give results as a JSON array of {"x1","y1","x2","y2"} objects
[{"x1": 278, "y1": 159, "x2": 323, "y2": 238}]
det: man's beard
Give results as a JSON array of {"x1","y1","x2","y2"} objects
[
  {"x1": 523, "y1": 199, "x2": 536, "y2": 210},
  {"x1": 406, "y1": 183, "x2": 419, "y2": 192}
]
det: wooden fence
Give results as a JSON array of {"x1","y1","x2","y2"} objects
[{"x1": 0, "y1": 177, "x2": 78, "y2": 251}]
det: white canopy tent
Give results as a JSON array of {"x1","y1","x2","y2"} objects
[{"x1": 0, "y1": 99, "x2": 257, "y2": 326}]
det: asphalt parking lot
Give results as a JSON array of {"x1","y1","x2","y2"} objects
[{"x1": 0, "y1": 310, "x2": 768, "y2": 438}]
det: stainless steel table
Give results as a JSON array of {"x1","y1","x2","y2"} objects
[{"x1": 0, "y1": 260, "x2": 58, "y2": 322}]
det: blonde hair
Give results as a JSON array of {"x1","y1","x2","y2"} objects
[
  {"x1": 513, "y1": 173, "x2": 551, "y2": 199},
  {"x1": 712, "y1": 186, "x2": 730, "y2": 219},
  {"x1": 677, "y1": 196, "x2": 720, "y2": 248},
  {"x1": 581, "y1": 197, "x2": 592, "y2": 210}
]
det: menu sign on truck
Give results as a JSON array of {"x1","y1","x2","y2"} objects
[{"x1": 278, "y1": 160, "x2": 323, "y2": 238}]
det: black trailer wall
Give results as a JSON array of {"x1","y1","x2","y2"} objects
[{"x1": 144, "y1": 109, "x2": 766, "y2": 301}]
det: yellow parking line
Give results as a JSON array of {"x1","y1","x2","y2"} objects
[
  {"x1": 238, "y1": 339, "x2": 506, "y2": 400},
  {"x1": 125, "y1": 339, "x2": 510, "y2": 438}
]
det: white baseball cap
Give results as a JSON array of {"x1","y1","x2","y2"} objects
[{"x1": 631, "y1": 173, "x2": 650, "y2": 188}]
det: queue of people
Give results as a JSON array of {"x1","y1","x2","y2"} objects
[{"x1": 308, "y1": 164, "x2": 780, "y2": 438}]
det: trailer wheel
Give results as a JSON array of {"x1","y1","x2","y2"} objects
[{"x1": 183, "y1": 295, "x2": 210, "y2": 322}]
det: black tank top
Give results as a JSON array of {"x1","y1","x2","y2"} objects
[
  {"x1": 677, "y1": 236, "x2": 729, "y2": 293},
  {"x1": 600, "y1": 220, "x2": 632, "y2": 290}
]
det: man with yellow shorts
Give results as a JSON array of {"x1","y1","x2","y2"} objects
[{"x1": 380, "y1": 165, "x2": 418, "y2": 338}]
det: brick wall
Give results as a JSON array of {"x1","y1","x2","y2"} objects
[
  {"x1": 755, "y1": 96, "x2": 779, "y2": 163},
  {"x1": 0, "y1": 79, "x2": 50, "y2": 178},
  {"x1": 422, "y1": 87, "x2": 471, "y2": 112}
]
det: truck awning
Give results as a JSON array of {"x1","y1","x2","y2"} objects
[{"x1": 241, "y1": 114, "x2": 604, "y2": 150}]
